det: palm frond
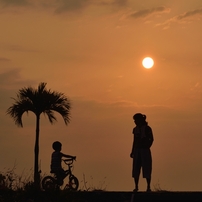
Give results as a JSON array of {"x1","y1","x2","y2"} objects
[
  {"x1": 6, "y1": 98, "x2": 34, "y2": 127},
  {"x1": 49, "y1": 105, "x2": 71, "y2": 125},
  {"x1": 43, "y1": 110, "x2": 57, "y2": 124},
  {"x1": 37, "y1": 82, "x2": 47, "y2": 94},
  {"x1": 7, "y1": 82, "x2": 71, "y2": 126}
]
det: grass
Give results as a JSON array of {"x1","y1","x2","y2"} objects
[
  {"x1": 0, "y1": 166, "x2": 34, "y2": 191},
  {"x1": 153, "y1": 181, "x2": 170, "y2": 192},
  {"x1": 0, "y1": 166, "x2": 193, "y2": 202},
  {"x1": 79, "y1": 174, "x2": 107, "y2": 192},
  {"x1": 0, "y1": 168, "x2": 109, "y2": 201}
]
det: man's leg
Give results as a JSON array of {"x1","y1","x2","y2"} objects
[
  {"x1": 132, "y1": 151, "x2": 141, "y2": 192},
  {"x1": 146, "y1": 177, "x2": 151, "y2": 192},
  {"x1": 142, "y1": 149, "x2": 152, "y2": 192},
  {"x1": 134, "y1": 176, "x2": 139, "y2": 192}
]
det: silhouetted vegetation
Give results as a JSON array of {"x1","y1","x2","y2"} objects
[
  {"x1": 0, "y1": 169, "x2": 202, "y2": 202},
  {"x1": 0, "y1": 168, "x2": 109, "y2": 202},
  {"x1": 7, "y1": 82, "x2": 71, "y2": 190}
]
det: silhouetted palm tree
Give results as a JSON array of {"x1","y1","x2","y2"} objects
[{"x1": 7, "y1": 82, "x2": 71, "y2": 189}]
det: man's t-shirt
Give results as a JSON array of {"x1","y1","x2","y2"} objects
[{"x1": 132, "y1": 125, "x2": 153, "y2": 149}]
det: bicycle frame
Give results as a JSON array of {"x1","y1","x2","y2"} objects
[
  {"x1": 42, "y1": 158, "x2": 79, "y2": 191},
  {"x1": 62, "y1": 159, "x2": 74, "y2": 179},
  {"x1": 52, "y1": 159, "x2": 74, "y2": 181}
]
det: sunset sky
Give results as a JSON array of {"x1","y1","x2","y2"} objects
[{"x1": 1, "y1": 0, "x2": 202, "y2": 191}]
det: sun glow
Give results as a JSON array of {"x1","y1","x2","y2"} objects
[{"x1": 142, "y1": 57, "x2": 154, "y2": 69}]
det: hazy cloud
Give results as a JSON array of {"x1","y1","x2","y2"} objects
[
  {"x1": 0, "y1": 0, "x2": 30, "y2": 7},
  {"x1": 177, "y1": 8, "x2": 202, "y2": 20},
  {"x1": 0, "y1": 69, "x2": 21, "y2": 86},
  {"x1": 0, "y1": 68, "x2": 36, "y2": 90},
  {"x1": 102, "y1": 0, "x2": 128, "y2": 7},
  {"x1": 0, "y1": 0, "x2": 128, "y2": 13},
  {"x1": 0, "y1": 0, "x2": 90, "y2": 12},
  {"x1": 0, "y1": 44, "x2": 38, "y2": 53},
  {"x1": 0, "y1": 57, "x2": 11, "y2": 62},
  {"x1": 112, "y1": 0, "x2": 128, "y2": 6},
  {"x1": 156, "y1": 8, "x2": 202, "y2": 29},
  {"x1": 128, "y1": 6, "x2": 170, "y2": 19},
  {"x1": 7, "y1": 45, "x2": 39, "y2": 52},
  {"x1": 54, "y1": 0, "x2": 91, "y2": 14}
]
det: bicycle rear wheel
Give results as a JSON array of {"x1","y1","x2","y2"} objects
[
  {"x1": 41, "y1": 176, "x2": 56, "y2": 191},
  {"x1": 68, "y1": 175, "x2": 79, "y2": 191}
]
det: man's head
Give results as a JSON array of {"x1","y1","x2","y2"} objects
[{"x1": 133, "y1": 113, "x2": 147, "y2": 126}]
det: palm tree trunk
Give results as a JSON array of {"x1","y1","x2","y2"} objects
[{"x1": 34, "y1": 114, "x2": 40, "y2": 189}]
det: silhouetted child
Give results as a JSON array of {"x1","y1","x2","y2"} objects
[
  {"x1": 51, "y1": 141, "x2": 76, "y2": 185},
  {"x1": 130, "y1": 113, "x2": 154, "y2": 192}
]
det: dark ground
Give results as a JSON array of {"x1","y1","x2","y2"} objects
[
  {"x1": 71, "y1": 191, "x2": 202, "y2": 202},
  {"x1": 1, "y1": 190, "x2": 202, "y2": 202}
]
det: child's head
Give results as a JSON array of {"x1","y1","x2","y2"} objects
[{"x1": 52, "y1": 141, "x2": 62, "y2": 151}]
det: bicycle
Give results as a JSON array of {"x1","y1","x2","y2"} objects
[{"x1": 41, "y1": 158, "x2": 79, "y2": 191}]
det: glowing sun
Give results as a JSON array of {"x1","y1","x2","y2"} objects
[{"x1": 142, "y1": 57, "x2": 154, "y2": 69}]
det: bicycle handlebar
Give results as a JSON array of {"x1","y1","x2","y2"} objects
[{"x1": 63, "y1": 157, "x2": 76, "y2": 165}]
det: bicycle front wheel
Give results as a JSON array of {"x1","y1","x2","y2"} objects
[
  {"x1": 68, "y1": 175, "x2": 79, "y2": 191},
  {"x1": 41, "y1": 176, "x2": 56, "y2": 191}
]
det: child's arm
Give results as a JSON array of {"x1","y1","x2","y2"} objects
[
  {"x1": 130, "y1": 128, "x2": 136, "y2": 158},
  {"x1": 61, "y1": 153, "x2": 76, "y2": 159}
]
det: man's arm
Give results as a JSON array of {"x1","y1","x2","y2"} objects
[
  {"x1": 130, "y1": 129, "x2": 135, "y2": 158},
  {"x1": 147, "y1": 126, "x2": 154, "y2": 148}
]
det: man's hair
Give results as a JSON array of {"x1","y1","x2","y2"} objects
[
  {"x1": 133, "y1": 113, "x2": 146, "y2": 121},
  {"x1": 133, "y1": 113, "x2": 147, "y2": 125}
]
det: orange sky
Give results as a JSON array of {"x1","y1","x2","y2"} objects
[{"x1": 1, "y1": 0, "x2": 202, "y2": 191}]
